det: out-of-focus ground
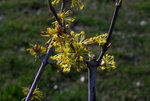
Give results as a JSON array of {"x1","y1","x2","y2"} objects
[{"x1": 0, "y1": 0, "x2": 150, "y2": 101}]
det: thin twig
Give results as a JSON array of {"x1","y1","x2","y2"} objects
[
  {"x1": 60, "y1": 0, "x2": 67, "y2": 33},
  {"x1": 48, "y1": 0, "x2": 63, "y2": 28},
  {"x1": 61, "y1": 0, "x2": 65, "y2": 12},
  {"x1": 97, "y1": 0, "x2": 122, "y2": 65},
  {"x1": 48, "y1": 0, "x2": 67, "y2": 33}
]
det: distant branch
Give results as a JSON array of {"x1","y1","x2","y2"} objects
[{"x1": 97, "y1": 0, "x2": 122, "y2": 65}]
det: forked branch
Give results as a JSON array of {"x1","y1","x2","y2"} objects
[
  {"x1": 97, "y1": 0, "x2": 122, "y2": 65},
  {"x1": 25, "y1": 0, "x2": 122, "y2": 101},
  {"x1": 25, "y1": 39, "x2": 53, "y2": 101},
  {"x1": 25, "y1": 0, "x2": 65, "y2": 100},
  {"x1": 88, "y1": 1, "x2": 122, "y2": 101}
]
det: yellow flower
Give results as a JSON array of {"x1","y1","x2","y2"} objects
[
  {"x1": 79, "y1": 56, "x2": 83, "y2": 61},
  {"x1": 26, "y1": 48, "x2": 37, "y2": 58},
  {"x1": 62, "y1": 65, "x2": 71, "y2": 73},
  {"x1": 72, "y1": 0, "x2": 84, "y2": 10},
  {"x1": 97, "y1": 33, "x2": 108, "y2": 46},
  {"x1": 22, "y1": 87, "x2": 43, "y2": 101},
  {"x1": 57, "y1": 11, "x2": 75, "y2": 28},
  {"x1": 27, "y1": 44, "x2": 46, "y2": 59},
  {"x1": 52, "y1": 0, "x2": 60, "y2": 5},
  {"x1": 83, "y1": 33, "x2": 108, "y2": 46},
  {"x1": 100, "y1": 54, "x2": 116, "y2": 70},
  {"x1": 47, "y1": 27, "x2": 58, "y2": 35}
]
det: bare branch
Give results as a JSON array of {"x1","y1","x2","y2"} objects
[{"x1": 97, "y1": 0, "x2": 122, "y2": 65}]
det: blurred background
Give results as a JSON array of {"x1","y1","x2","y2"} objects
[{"x1": 0, "y1": 0, "x2": 150, "y2": 101}]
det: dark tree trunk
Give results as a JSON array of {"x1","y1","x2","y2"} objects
[{"x1": 88, "y1": 66, "x2": 96, "y2": 101}]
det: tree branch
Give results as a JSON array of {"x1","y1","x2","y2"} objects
[
  {"x1": 25, "y1": 39, "x2": 53, "y2": 101},
  {"x1": 97, "y1": 0, "x2": 122, "y2": 65},
  {"x1": 25, "y1": 1, "x2": 67, "y2": 100},
  {"x1": 48, "y1": 0, "x2": 67, "y2": 33},
  {"x1": 36, "y1": 52, "x2": 56, "y2": 65},
  {"x1": 87, "y1": 60, "x2": 98, "y2": 101},
  {"x1": 48, "y1": 0, "x2": 63, "y2": 28}
]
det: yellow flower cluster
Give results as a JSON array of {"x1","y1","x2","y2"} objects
[
  {"x1": 57, "y1": 11, "x2": 75, "y2": 28},
  {"x1": 100, "y1": 54, "x2": 116, "y2": 71},
  {"x1": 27, "y1": 5, "x2": 116, "y2": 72},
  {"x1": 27, "y1": 44, "x2": 46, "y2": 59},
  {"x1": 83, "y1": 33, "x2": 108, "y2": 46},
  {"x1": 71, "y1": 0, "x2": 84, "y2": 10},
  {"x1": 50, "y1": 30, "x2": 89, "y2": 72},
  {"x1": 22, "y1": 87, "x2": 43, "y2": 101},
  {"x1": 52, "y1": 0, "x2": 60, "y2": 5},
  {"x1": 42, "y1": 18, "x2": 109, "y2": 72}
]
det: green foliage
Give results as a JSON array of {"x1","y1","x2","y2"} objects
[{"x1": 135, "y1": 1, "x2": 150, "y2": 12}]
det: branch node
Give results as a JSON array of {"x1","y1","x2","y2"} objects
[{"x1": 116, "y1": 0, "x2": 122, "y2": 7}]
